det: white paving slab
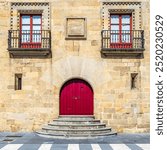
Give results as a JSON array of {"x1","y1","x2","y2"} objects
[
  {"x1": 0, "y1": 144, "x2": 150, "y2": 150},
  {"x1": 109, "y1": 144, "x2": 131, "y2": 150},
  {"x1": 38, "y1": 144, "x2": 52, "y2": 150},
  {"x1": 137, "y1": 144, "x2": 150, "y2": 150},
  {"x1": 91, "y1": 144, "x2": 102, "y2": 150},
  {"x1": 68, "y1": 144, "x2": 79, "y2": 150},
  {"x1": 0, "y1": 144, "x2": 23, "y2": 150}
]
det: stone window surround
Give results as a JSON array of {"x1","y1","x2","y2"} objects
[
  {"x1": 102, "y1": 1, "x2": 142, "y2": 30},
  {"x1": 10, "y1": 2, "x2": 50, "y2": 30}
]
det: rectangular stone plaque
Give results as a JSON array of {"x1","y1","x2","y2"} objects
[{"x1": 66, "y1": 18, "x2": 86, "y2": 40}]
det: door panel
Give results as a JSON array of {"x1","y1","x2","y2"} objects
[{"x1": 60, "y1": 79, "x2": 93, "y2": 115}]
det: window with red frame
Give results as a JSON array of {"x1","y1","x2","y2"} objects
[
  {"x1": 20, "y1": 14, "x2": 42, "y2": 48},
  {"x1": 110, "y1": 14, "x2": 132, "y2": 48}
]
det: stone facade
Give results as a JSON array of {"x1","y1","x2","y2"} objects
[{"x1": 0, "y1": 0, "x2": 150, "y2": 133}]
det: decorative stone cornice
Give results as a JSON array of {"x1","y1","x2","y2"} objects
[
  {"x1": 18, "y1": 10, "x2": 43, "y2": 14},
  {"x1": 11, "y1": 2, "x2": 49, "y2": 7},
  {"x1": 103, "y1": 2, "x2": 141, "y2": 6},
  {"x1": 109, "y1": 9, "x2": 134, "y2": 13}
]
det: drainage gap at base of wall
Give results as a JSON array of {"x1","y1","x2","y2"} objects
[{"x1": 2, "y1": 135, "x2": 22, "y2": 143}]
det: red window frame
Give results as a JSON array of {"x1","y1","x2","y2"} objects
[
  {"x1": 20, "y1": 14, "x2": 42, "y2": 48},
  {"x1": 110, "y1": 14, "x2": 132, "y2": 48}
]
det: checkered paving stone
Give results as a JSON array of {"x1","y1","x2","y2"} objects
[{"x1": 0, "y1": 144, "x2": 150, "y2": 150}]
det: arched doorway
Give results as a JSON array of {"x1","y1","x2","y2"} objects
[{"x1": 60, "y1": 78, "x2": 93, "y2": 115}]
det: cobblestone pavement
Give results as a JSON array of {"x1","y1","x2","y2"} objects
[{"x1": 0, "y1": 132, "x2": 150, "y2": 150}]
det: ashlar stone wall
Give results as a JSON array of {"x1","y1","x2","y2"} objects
[{"x1": 0, "y1": 0, "x2": 150, "y2": 133}]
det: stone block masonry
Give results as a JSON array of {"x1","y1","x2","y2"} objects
[{"x1": 0, "y1": 0, "x2": 150, "y2": 133}]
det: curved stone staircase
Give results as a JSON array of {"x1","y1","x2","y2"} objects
[{"x1": 36, "y1": 115, "x2": 117, "y2": 138}]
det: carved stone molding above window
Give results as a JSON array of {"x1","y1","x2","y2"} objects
[
  {"x1": 102, "y1": 2, "x2": 141, "y2": 6},
  {"x1": 18, "y1": 10, "x2": 43, "y2": 14}
]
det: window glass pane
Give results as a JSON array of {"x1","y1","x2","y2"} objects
[
  {"x1": 111, "y1": 15, "x2": 119, "y2": 24},
  {"x1": 33, "y1": 16, "x2": 41, "y2": 24},
  {"x1": 22, "y1": 16, "x2": 30, "y2": 24},
  {"x1": 22, "y1": 25, "x2": 30, "y2": 31},
  {"x1": 121, "y1": 25, "x2": 130, "y2": 30},
  {"x1": 122, "y1": 15, "x2": 130, "y2": 24},
  {"x1": 33, "y1": 25, "x2": 41, "y2": 30},
  {"x1": 111, "y1": 25, "x2": 119, "y2": 30}
]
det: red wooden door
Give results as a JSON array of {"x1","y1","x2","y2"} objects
[{"x1": 60, "y1": 79, "x2": 93, "y2": 115}]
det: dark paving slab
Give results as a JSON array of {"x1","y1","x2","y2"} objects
[
  {"x1": 79, "y1": 144, "x2": 92, "y2": 150},
  {"x1": 0, "y1": 144, "x2": 6, "y2": 149},
  {"x1": 18, "y1": 144, "x2": 41, "y2": 150},
  {"x1": 50, "y1": 144, "x2": 68, "y2": 150},
  {"x1": 99, "y1": 144, "x2": 113, "y2": 150},
  {"x1": 126, "y1": 144, "x2": 143, "y2": 150},
  {"x1": 0, "y1": 138, "x2": 5, "y2": 143},
  {"x1": 0, "y1": 132, "x2": 150, "y2": 144},
  {"x1": 0, "y1": 132, "x2": 11, "y2": 138}
]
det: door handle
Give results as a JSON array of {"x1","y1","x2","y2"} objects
[{"x1": 73, "y1": 96, "x2": 80, "y2": 100}]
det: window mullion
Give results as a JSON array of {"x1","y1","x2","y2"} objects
[
  {"x1": 119, "y1": 15, "x2": 122, "y2": 43},
  {"x1": 30, "y1": 15, "x2": 33, "y2": 43},
  {"x1": 130, "y1": 15, "x2": 132, "y2": 43}
]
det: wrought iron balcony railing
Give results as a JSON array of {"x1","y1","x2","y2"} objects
[
  {"x1": 101, "y1": 30, "x2": 145, "y2": 57},
  {"x1": 8, "y1": 30, "x2": 51, "y2": 57}
]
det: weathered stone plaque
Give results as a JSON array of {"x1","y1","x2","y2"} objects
[{"x1": 66, "y1": 18, "x2": 86, "y2": 40}]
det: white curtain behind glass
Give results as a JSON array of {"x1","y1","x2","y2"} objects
[
  {"x1": 122, "y1": 15, "x2": 130, "y2": 43},
  {"x1": 21, "y1": 16, "x2": 30, "y2": 42},
  {"x1": 111, "y1": 15, "x2": 119, "y2": 43},
  {"x1": 32, "y1": 16, "x2": 41, "y2": 42}
]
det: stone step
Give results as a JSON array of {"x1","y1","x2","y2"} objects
[
  {"x1": 47, "y1": 123, "x2": 106, "y2": 129},
  {"x1": 52, "y1": 119, "x2": 101, "y2": 124},
  {"x1": 58, "y1": 115, "x2": 95, "y2": 119},
  {"x1": 36, "y1": 130, "x2": 117, "y2": 139},
  {"x1": 42, "y1": 126, "x2": 112, "y2": 134},
  {"x1": 57, "y1": 116, "x2": 95, "y2": 121},
  {"x1": 36, "y1": 115, "x2": 117, "y2": 139}
]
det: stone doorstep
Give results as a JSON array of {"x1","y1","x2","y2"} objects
[
  {"x1": 57, "y1": 116, "x2": 95, "y2": 121},
  {"x1": 58, "y1": 115, "x2": 95, "y2": 118},
  {"x1": 53, "y1": 119, "x2": 101, "y2": 122}
]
